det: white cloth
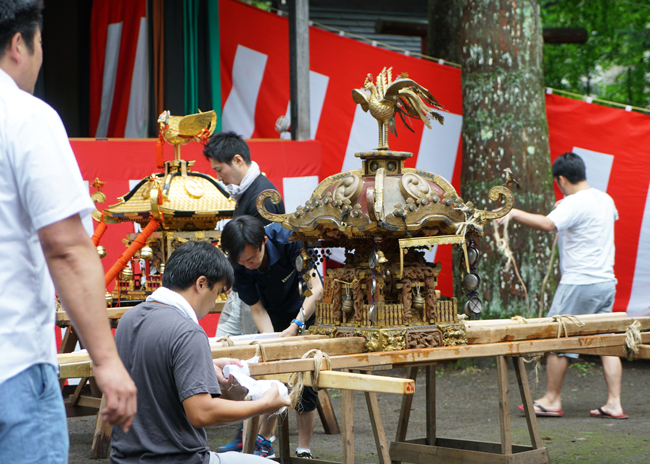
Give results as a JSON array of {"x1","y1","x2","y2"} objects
[
  {"x1": 547, "y1": 188, "x2": 618, "y2": 285},
  {"x1": 223, "y1": 161, "x2": 260, "y2": 200},
  {"x1": 0, "y1": 69, "x2": 94, "y2": 385},
  {"x1": 146, "y1": 287, "x2": 198, "y2": 324},
  {"x1": 222, "y1": 356, "x2": 289, "y2": 401}
]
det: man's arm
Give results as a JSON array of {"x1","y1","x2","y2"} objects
[
  {"x1": 183, "y1": 383, "x2": 290, "y2": 428},
  {"x1": 38, "y1": 214, "x2": 137, "y2": 431},
  {"x1": 498, "y1": 208, "x2": 557, "y2": 232},
  {"x1": 280, "y1": 269, "x2": 324, "y2": 337},
  {"x1": 249, "y1": 301, "x2": 276, "y2": 333}
]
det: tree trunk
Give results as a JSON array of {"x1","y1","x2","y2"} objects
[{"x1": 458, "y1": 0, "x2": 557, "y2": 319}]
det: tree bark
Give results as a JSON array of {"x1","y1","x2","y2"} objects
[{"x1": 458, "y1": 0, "x2": 557, "y2": 319}]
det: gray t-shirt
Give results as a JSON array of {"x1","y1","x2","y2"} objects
[{"x1": 111, "y1": 302, "x2": 221, "y2": 464}]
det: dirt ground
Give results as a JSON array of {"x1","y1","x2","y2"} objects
[{"x1": 68, "y1": 356, "x2": 650, "y2": 464}]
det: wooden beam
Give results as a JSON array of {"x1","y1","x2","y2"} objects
[
  {"x1": 288, "y1": 0, "x2": 310, "y2": 141},
  {"x1": 210, "y1": 336, "x2": 367, "y2": 362},
  {"x1": 56, "y1": 301, "x2": 225, "y2": 326},
  {"x1": 341, "y1": 388, "x2": 354, "y2": 464},
  {"x1": 316, "y1": 389, "x2": 340, "y2": 435},
  {"x1": 304, "y1": 371, "x2": 414, "y2": 395},
  {"x1": 247, "y1": 332, "x2": 650, "y2": 376},
  {"x1": 465, "y1": 316, "x2": 650, "y2": 344},
  {"x1": 496, "y1": 356, "x2": 512, "y2": 455},
  {"x1": 60, "y1": 332, "x2": 650, "y2": 380},
  {"x1": 570, "y1": 343, "x2": 650, "y2": 359}
]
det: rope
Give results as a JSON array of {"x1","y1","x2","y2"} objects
[
  {"x1": 625, "y1": 320, "x2": 642, "y2": 361},
  {"x1": 250, "y1": 341, "x2": 268, "y2": 362},
  {"x1": 494, "y1": 215, "x2": 530, "y2": 314},
  {"x1": 217, "y1": 334, "x2": 235, "y2": 347},
  {"x1": 550, "y1": 315, "x2": 585, "y2": 338},
  {"x1": 521, "y1": 354, "x2": 546, "y2": 384},
  {"x1": 538, "y1": 233, "x2": 559, "y2": 317},
  {"x1": 510, "y1": 315, "x2": 528, "y2": 324},
  {"x1": 454, "y1": 203, "x2": 483, "y2": 237},
  {"x1": 288, "y1": 349, "x2": 331, "y2": 409}
]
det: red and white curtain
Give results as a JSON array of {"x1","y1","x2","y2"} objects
[{"x1": 89, "y1": 0, "x2": 148, "y2": 138}]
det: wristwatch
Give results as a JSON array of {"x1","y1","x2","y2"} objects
[{"x1": 291, "y1": 318, "x2": 304, "y2": 333}]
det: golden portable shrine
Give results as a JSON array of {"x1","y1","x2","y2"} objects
[
  {"x1": 93, "y1": 110, "x2": 235, "y2": 304},
  {"x1": 257, "y1": 68, "x2": 514, "y2": 352}
]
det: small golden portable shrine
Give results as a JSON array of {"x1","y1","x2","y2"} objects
[
  {"x1": 257, "y1": 69, "x2": 514, "y2": 352},
  {"x1": 98, "y1": 110, "x2": 235, "y2": 302}
]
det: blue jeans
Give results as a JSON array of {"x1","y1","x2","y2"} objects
[{"x1": 0, "y1": 363, "x2": 68, "y2": 463}]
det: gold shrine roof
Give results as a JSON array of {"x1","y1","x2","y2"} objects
[
  {"x1": 257, "y1": 149, "x2": 513, "y2": 241},
  {"x1": 104, "y1": 166, "x2": 235, "y2": 231}
]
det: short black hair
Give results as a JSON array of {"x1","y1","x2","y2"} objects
[
  {"x1": 0, "y1": 0, "x2": 44, "y2": 56},
  {"x1": 220, "y1": 215, "x2": 266, "y2": 264},
  {"x1": 552, "y1": 152, "x2": 586, "y2": 184},
  {"x1": 162, "y1": 240, "x2": 234, "y2": 292},
  {"x1": 203, "y1": 131, "x2": 251, "y2": 165}
]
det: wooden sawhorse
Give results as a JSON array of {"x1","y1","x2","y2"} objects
[{"x1": 390, "y1": 356, "x2": 551, "y2": 464}]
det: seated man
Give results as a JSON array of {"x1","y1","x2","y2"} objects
[
  {"x1": 110, "y1": 241, "x2": 290, "y2": 464},
  {"x1": 220, "y1": 216, "x2": 323, "y2": 459}
]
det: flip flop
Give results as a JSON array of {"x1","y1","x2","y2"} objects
[
  {"x1": 590, "y1": 407, "x2": 629, "y2": 420},
  {"x1": 517, "y1": 402, "x2": 564, "y2": 417}
]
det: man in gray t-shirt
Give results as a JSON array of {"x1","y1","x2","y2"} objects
[{"x1": 110, "y1": 241, "x2": 290, "y2": 464}]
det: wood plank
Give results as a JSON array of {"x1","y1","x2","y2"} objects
[
  {"x1": 304, "y1": 371, "x2": 414, "y2": 395},
  {"x1": 59, "y1": 332, "x2": 650, "y2": 380},
  {"x1": 341, "y1": 389, "x2": 354, "y2": 464},
  {"x1": 496, "y1": 356, "x2": 512, "y2": 455},
  {"x1": 362, "y1": 370, "x2": 391, "y2": 464},
  {"x1": 243, "y1": 416, "x2": 260, "y2": 454},
  {"x1": 389, "y1": 440, "x2": 550, "y2": 464},
  {"x1": 278, "y1": 411, "x2": 291, "y2": 464},
  {"x1": 571, "y1": 343, "x2": 650, "y2": 359},
  {"x1": 316, "y1": 389, "x2": 340, "y2": 435},
  {"x1": 395, "y1": 366, "x2": 418, "y2": 448},
  {"x1": 77, "y1": 396, "x2": 102, "y2": 409},
  {"x1": 365, "y1": 391, "x2": 391, "y2": 463},
  {"x1": 91, "y1": 395, "x2": 111, "y2": 459},
  {"x1": 513, "y1": 357, "x2": 543, "y2": 449},
  {"x1": 248, "y1": 332, "x2": 650, "y2": 376},
  {"x1": 425, "y1": 365, "x2": 436, "y2": 446},
  {"x1": 463, "y1": 313, "x2": 628, "y2": 328},
  {"x1": 211, "y1": 337, "x2": 368, "y2": 363},
  {"x1": 466, "y1": 316, "x2": 650, "y2": 344}
]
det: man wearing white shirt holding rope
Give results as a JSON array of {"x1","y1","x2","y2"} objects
[{"x1": 499, "y1": 152, "x2": 626, "y2": 420}]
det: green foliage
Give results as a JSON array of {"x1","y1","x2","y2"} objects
[
  {"x1": 569, "y1": 360, "x2": 599, "y2": 378},
  {"x1": 541, "y1": 0, "x2": 650, "y2": 108}
]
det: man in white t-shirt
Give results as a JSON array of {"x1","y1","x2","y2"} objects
[
  {"x1": 0, "y1": 2, "x2": 136, "y2": 461},
  {"x1": 498, "y1": 152, "x2": 626, "y2": 419}
]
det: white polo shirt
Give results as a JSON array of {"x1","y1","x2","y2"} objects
[
  {"x1": 0, "y1": 69, "x2": 94, "y2": 385},
  {"x1": 547, "y1": 188, "x2": 618, "y2": 285}
]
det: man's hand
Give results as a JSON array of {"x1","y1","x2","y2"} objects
[
  {"x1": 279, "y1": 322, "x2": 300, "y2": 338},
  {"x1": 93, "y1": 359, "x2": 137, "y2": 433},
  {"x1": 213, "y1": 358, "x2": 243, "y2": 384},
  {"x1": 259, "y1": 383, "x2": 291, "y2": 414},
  {"x1": 497, "y1": 209, "x2": 517, "y2": 226}
]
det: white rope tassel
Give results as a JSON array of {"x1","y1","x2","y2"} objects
[
  {"x1": 625, "y1": 320, "x2": 642, "y2": 361},
  {"x1": 494, "y1": 215, "x2": 530, "y2": 313},
  {"x1": 454, "y1": 204, "x2": 483, "y2": 237}
]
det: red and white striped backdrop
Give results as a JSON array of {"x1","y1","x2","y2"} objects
[{"x1": 218, "y1": 0, "x2": 650, "y2": 316}]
